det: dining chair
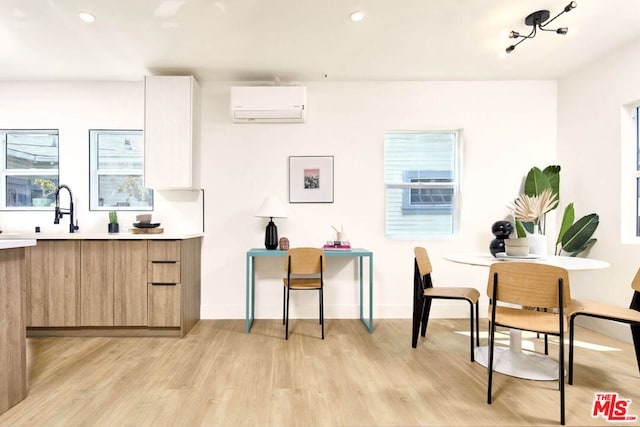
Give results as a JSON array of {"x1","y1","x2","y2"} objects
[
  {"x1": 487, "y1": 262, "x2": 570, "y2": 426},
  {"x1": 568, "y1": 267, "x2": 640, "y2": 385},
  {"x1": 283, "y1": 247, "x2": 325, "y2": 340},
  {"x1": 411, "y1": 246, "x2": 480, "y2": 362}
]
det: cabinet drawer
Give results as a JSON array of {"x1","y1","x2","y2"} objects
[
  {"x1": 148, "y1": 240, "x2": 180, "y2": 262},
  {"x1": 148, "y1": 261, "x2": 181, "y2": 283},
  {"x1": 148, "y1": 283, "x2": 181, "y2": 327}
]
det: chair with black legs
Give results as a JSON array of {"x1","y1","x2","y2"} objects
[
  {"x1": 486, "y1": 262, "x2": 570, "y2": 425},
  {"x1": 411, "y1": 246, "x2": 480, "y2": 361},
  {"x1": 568, "y1": 267, "x2": 640, "y2": 384},
  {"x1": 283, "y1": 247, "x2": 325, "y2": 340}
]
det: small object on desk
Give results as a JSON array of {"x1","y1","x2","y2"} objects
[
  {"x1": 489, "y1": 220, "x2": 514, "y2": 257},
  {"x1": 323, "y1": 240, "x2": 351, "y2": 251},
  {"x1": 133, "y1": 222, "x2": 161, "y2": 229},
  {"x1": 129, "y1": 227, "x2": 164, "y2": 234},
  {"x1": 136, "y1": 214, "x2": 152, "y2": 224},
  {"x1": 279, "y1": 236, "x2": 290, "y2": 251},
  {"x1": 504, "y1": 237, "x2": 529, "y2": 256}
]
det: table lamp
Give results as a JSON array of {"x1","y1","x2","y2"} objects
[{"x1": 255, "y1": 196, "x2": 288, "y2": 250}]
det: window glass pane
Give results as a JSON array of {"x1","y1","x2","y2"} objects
[
  {"x1": 637, "y1": 107, "x2": 640, "y2": 172},
  {"x1": 6, "y1": 175, "x2": 59, "y2": 208},
  {"x1": 89, "y1": 129, "x2": 152, "y2": 211},
  {"x1": 1, "y1": 129, "x2": 59, "y2": 210},
  {"x1": 384, "y1": 131, "x2": 459, "y2": 238},
  {"x1": 97, "y1": 132, "x2": 143, "y2": 170},
  {"x1": 637, "y1": 108, "x2": 640, "y2": 237},
  {"x1": 97, "y1": 175, "x2": 152, "y2": 208},
  {"x1": 6, "y1": 132, "x2": 59, "y2": 169}
]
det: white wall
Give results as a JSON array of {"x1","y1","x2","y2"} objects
[
  {"x1": 557, "y1": 37, "x2": 640, "y2": 341},
  {"x1": 200, "y1": 80, "x2": 557, "y2": 320},
  {"x1": 0, "y1": 81, "x2": 203, "y2": 235},
  {"x1": 0, "y1": 80, "x2": 558, "y2": 323}
]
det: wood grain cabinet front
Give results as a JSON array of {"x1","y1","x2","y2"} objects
[
  {"x1": 81, "y1": 240, "x2": 148, "y2": 327},
  {"x1": 147, "y1": 240, "x2": 181, "y2": 327},
  {"x1": 26, "y1": 240, "x2": 81, "y2": 327},
  {"x1": 26, "y1": 237, "x2": 201, "y2": 337},
  {"x1": 147, "y1": 239, "x2": 201, "y2": 335}
]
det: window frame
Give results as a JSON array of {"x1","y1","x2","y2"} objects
[
  {"x1": 384, "y1": 130, "x2": 462, "y2": 239},
  {"x1": 0, "y1": 129, "x2": 59, "y2": 211},
  {"x1": 88, "y1": 129, "x2": 153, "y2": 211}
]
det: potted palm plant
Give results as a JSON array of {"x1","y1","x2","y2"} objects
[{"x1": 511, "y1": 165, "x2": 600, "y2": 257}]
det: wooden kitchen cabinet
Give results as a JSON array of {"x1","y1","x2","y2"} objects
[
  {"x1": 144, "y1": 75, "x2": 201, "y2": 190},
  {"x1": 113, "y1": 240, "x2": 148, "y2": 326},
  {"x1": 81, "y1": 240, "x2": 114, "y2": 326},
  {"x1": 27, "y1": 237, "x2": 200, "y2": 337},
  {"x1": 1, "y1": 247, "x2": 28, "y2": 415},
  {"x1": 80, "y1": 240, "x2": 148, "y2": 327},
  {"x1": 26, "y1": 240, "x2": 81, "y2": 327},
  {"x1": 147, "y1": 239, "x2": 201, "y2": 335}
]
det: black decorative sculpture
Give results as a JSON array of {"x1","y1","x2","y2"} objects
[{"x1": 489, "y1": 221, "x2": 514, "y2": 256}]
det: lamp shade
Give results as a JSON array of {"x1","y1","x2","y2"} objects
[{"x1": 255, "y1": 196, "x2": 288, "y2": 219}]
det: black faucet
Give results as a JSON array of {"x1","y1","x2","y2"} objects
[{"x1": 54, "y1": 184, "x2": 79, "y2": 233}]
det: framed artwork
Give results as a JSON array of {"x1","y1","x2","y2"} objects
[{"x1": 289, "y1": 156, "x2": 334, "y2": 203}]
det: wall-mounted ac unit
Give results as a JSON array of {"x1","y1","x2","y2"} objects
[{"x1": 231, "y1": 86, "x2": 306, "y2": 123}]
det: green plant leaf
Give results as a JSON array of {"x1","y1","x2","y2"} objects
[
  {"x1": 555, "y1": 203, "x2": 575, "y2": 248},
  {"x1": 524, "y1": 167, "x2": 551, "y2": 197},
  {"x1": 515, "y1": 219, "x2": 527, "y2": 238},
  {"x1": 561, "y1": 214, "x2": 599, "y2": 254},
  {"x1": 542, "y1": 165, "x2": 561, "y2": 210},
  {"x1": 569, "y1": 238, "x2": 597, "y2": 257}
]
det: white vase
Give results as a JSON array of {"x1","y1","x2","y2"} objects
[{"x1": 527, "y1": 231, "x2": 548, "y2": 255}]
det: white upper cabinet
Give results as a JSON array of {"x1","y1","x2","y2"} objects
[{"x1": 144, "y1": 75, "x2": 201, "y2": 190}]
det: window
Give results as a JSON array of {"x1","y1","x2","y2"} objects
[
  {"x1": 384, "y1": 131, "x2": 461, "y2": 238},
  {"x1": 0, "y1": 129, "x2": 59, "y2": 209},
  {"x1": 636, "y1": 107, "x2": 640, "y2": 236},
  {"x1": 89, "y1": 130, "x2": 152, "y2": 210}
]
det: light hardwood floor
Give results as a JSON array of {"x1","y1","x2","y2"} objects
[{"x1": 0, "y1": 319, "x2": 638, "y2": 426}]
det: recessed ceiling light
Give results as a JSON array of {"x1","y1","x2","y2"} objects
[
  {"x1": 349, "y1": 11, "x2": 365, "y2": 22},
  {"x1": 78, "y1": 12, "x2": 95, "y2": 23}
]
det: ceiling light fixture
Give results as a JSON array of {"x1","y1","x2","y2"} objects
[
  {"x1": 78, "y1": 11, "x2": 96, "y2": 23},
  {"x1": 349, "y1": 11, "x2": 365, "y2": 22},
  {"x1": 505, "y1": 1, "x2": 576, "y2": 54}
]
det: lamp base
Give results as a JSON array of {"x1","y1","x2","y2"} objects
[{"x1": 265, "y1": 219, "x2": 278, "y2": 250}]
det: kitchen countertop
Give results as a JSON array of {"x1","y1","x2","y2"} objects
[
  {"x1": 0, "y1": 239, "x2": 37, "y2": 249},
  {"x1": 1, "y1": 232, "x2": 204, "y2": 240}
]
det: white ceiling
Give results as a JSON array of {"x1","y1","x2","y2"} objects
[{"x1": 1, "y1": 0, "x2": 640, "y2": 82}]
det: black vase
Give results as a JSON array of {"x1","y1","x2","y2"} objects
[
  {"x1": 108, "y1": 223, "x2": 119, "y2": 233},
  {"x1": 489, "y1": 221, "x2": 514, "y2": 256}
]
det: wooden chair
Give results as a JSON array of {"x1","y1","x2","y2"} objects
[
  {"x1": 568, "y1": 267, "x2": 640, "y2": 384},
  {"x1": 283, "y1": 248, "x2": 325, "y2": 340},
  {"x1": 411, "y1": 246, "x2": 480, "y2": 362},
  {"x1": 486, "y1": 262, "x2": 570, "y2": 425}
]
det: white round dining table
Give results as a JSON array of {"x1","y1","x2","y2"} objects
[{"x1": 444, "y1": 252, "x2": 610, "y2": 381}]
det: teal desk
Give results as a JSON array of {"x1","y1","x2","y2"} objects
[{"x1": 245, "y1": 248, "x2": 373, "y2": 333}]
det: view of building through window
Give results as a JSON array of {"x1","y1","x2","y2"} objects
[
  {"x1": 89, "y1": 129, "x2": 152, "y2": 211},
  {"x1": 1, "y1": 129, "x2": 59, "y2": 209},
  {"x1": 384, "y1": 131, "x2": 460, "y2": 238}
]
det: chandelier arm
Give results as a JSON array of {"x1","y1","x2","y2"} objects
[
  {"x1": 538, "y1": 25, "x2": 562, "y2": 33},
  {"x1": 517, "y1": 26, "x2": 537, "y2": 39},
  {"x1": 540, "y1": 9, "x2": 567, "y2": 29},
  {"x1": 512, "y1": 36, "x2": 529, "y2": 50}
]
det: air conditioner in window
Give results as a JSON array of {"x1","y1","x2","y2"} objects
[{"x1": 230, "y1": 86, "x2": 306, "y2": 123}]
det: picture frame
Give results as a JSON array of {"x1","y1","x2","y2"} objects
[{"x1": 289, "y1": 156, "x2": 334, "y2": 203}]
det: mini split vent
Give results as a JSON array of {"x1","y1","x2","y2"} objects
[{"x1": 230, "y1": 86, "x2": 306, "y2": 123}]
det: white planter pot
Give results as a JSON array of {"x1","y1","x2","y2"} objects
[{"x1": 527, "y1": 232, "x2": 548, "y2": 255}]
